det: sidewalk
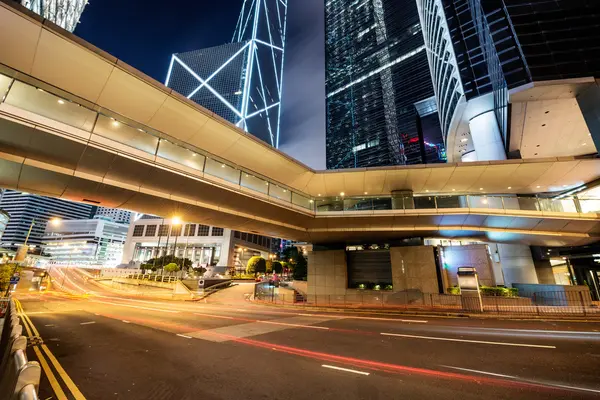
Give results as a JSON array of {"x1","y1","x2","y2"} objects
[{"x1": 252, "y1": 299, "x2": 600, "y2": 322}]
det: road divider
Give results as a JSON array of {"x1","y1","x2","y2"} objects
[{"x1": 380, "y1": 332, "x2": 556, "y2": 349}]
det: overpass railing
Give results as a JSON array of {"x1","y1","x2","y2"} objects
[
  {"x1": 125, "y1": 274, "x2": 179, "y2": 283},
  {"x1": 2, "y1": 72, "x2": 598, "y2": 218},
  {"x1": 0, "y1": 298, "x2": 41, "y2": 399}
]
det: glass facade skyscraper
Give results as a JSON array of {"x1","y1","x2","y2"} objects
[
  {"x1": 19, "y1": 0, "x2": 88, "y2": 32},
  {"x1": 325, "y1": 0, "x2": 445, "y2": 169},
  {"x1": 0, "y1": 190, "x2": 92, "y2": 248},
  {"x1": 166, "y1": 0, "x2": 287, "y2": 148}
]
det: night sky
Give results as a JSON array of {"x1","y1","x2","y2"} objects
[{"x1": 76, "y1": 0, "x2": 325, "y2": 169}]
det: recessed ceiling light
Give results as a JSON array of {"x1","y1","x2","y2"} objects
[
  {"x1": 283, "y1": 189, "x2": 287, "y2": 193},
  {"x1": 479, "y1": 187, "x2": 483, "y2": 190},
  {"x1": 192, "y1": 153, "x2": 197, "y2": 157},
  {"x1": 460, "y1": 138, "x2": 468, "y2": 142},
  {"x1": 364, "y1": 192, "x2": 368, "y2": 195},
  {"x1": 309, "y1": 200, "x2": 314, "y2": 203},
  {"x1": 425, "y1": 190, "x2": 429, "y2": 193},
  {"x1": 536, "y1": 185, "x2": 541, "y2": 188},
  {"x1": 318, "y1": 194, "x2": 321, "y2": 197},
  {"x1": 57, "y1": 99, "x2": 65, "y2": 105},
  {"x1": 221, "y1": 164, "x2": 226, "y2": 168},
  {"x1": 340, "y1": 192, "x2": 345, "y2": 196},
  {"x1": 111, "y1": 120, "x2": 120, "y2": 127},
  {"x1": 562, "y1": 184, "x2": 567, "y2": 187},
  {"x1": 452, "y1": 189, "x2": 456, "y2": 191},
  {"x1": 507, "y1": 187, "x2": 512, "y2": 189},
  {"x1": 582, "y1": 143, "x2": 587, "y2": 146}
]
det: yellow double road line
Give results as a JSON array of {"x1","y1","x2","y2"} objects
[{"x1": 14, "y1": 298, "x2": 87, "y2": 400}]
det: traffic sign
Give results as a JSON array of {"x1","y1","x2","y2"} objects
[{"x1": 9, "y1": 276, "x2": 20, "y2": 284}]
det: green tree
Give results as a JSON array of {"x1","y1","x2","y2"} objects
[
  {"x1": 0, "y1": 264, "x2": 21, "y2": 292},
  {"x1": 145, "y1": 255, "x2": 192, "y2": 269},
  {"x1": 282, "y1": 247, "x2": 308, "y2": 280},
  {"x1": 246, "y1": 256, "x2": 266, "y2": 276},
  {"x1": 265, "y1": 260, "x2": 273, "y2": 273},
  {"x1": 163, "y1": 263, "x2": 180, "y2": 274},
  {"x1": 271, "y1": 261, "x2": 283, "y2": 274}
]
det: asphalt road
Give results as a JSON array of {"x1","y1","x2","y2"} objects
[{"x1": 14, "y1": 269, "x2": 600, "y2": 400}]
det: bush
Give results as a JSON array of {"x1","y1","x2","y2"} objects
[
  {"x1": 271, "y1": 261, "x2": 283, "y2": 274},
  {"x1": 163, "y1": 263, "x2": 180, "y2": 274},
  {"x1": 447, "y1": 286, "x2": 518, "y2": 297},
  {"x1": 246, "y1": 256, "x2": 266, "y2": 276}
]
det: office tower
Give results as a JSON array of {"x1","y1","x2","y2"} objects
[
  {"x1": 42, "y1": 216, "x2": 129, "y2": 268},
  {"x1": 93, "y1": 207, "x2": 133, "y2": 225},
  {"x1": 417, "y1": 0, "x2": 600, "y2": 162},
  {"x1": 325, "y1": 0, "x2": 445, "y2": 169},
  {"x1": 166, "y1": 0, "x2": 288, "y2": 147},
  {"x1": 0, "y1": 190, "x2": 92, "y2": 248},
  {"x1": 19, "y1": 0, "x2": 88, "y2": 32}
]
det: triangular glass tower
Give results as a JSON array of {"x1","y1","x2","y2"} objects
[{"x1": 166, "y1": 0, "x2": 287, "y2": 148}]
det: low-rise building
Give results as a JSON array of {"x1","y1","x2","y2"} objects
[
  {"x1": 42, "y1": 216, "x2": 128, "y2": 268},
  {"x1": 122, "y1": 217, "x2": 275, "y2": 274}
]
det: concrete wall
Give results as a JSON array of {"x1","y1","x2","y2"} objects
[
  {"x1": 440, "y1": 244, "x2": 496, "y2": 288},
  {"x1": 307, "y1": 249, "x2": 346, "y2": 295},
  {"x1": 390, "y1": 246, "x2": 439, "y2": 293},
  {"x1": 534, "y1": 258, "x2": 556, "y2": 284},
  {"x1": 495, "y1": 244, "x2": 538, "y2": 286}
]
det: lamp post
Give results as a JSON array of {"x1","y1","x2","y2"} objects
[{"x1": 171, "y1": 217, "x2": 182, "y2": 268}]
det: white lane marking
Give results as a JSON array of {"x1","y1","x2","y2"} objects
[
  {"x1": 94, "y1": 313, "x2": 100, "y2": 316},
  {"x1": 44, "y1": 324, "x2": 55, "y2": 327},
  {"x1": 91, "y1": 300, "x2": 180, "y2": 313},
  {"x1": 194, "y1": 312, "x2": 329, "y2": 330},
  {"x1": 259, "y1": 320, "x2": 329, "y2": 330},
  {"x1": 322, "y1": 365, "x2": 370, "y2": 376},
  {"x1": 297, "y1": 313, "x2": 428, "y2": 324},
  {"x1": 80, "y1": 321, "x2": 96, "y2": 325},
  {"x1": 122, "y1": 320, "x2": 131, "y2": 324},
  {"x1": 381, "y1": 332, "x2": 556, "y2": 349},
  {"x1": 177, "y1": 334, "x2": 192, "y2": 339},
  {"x1": 471, "y1": 328, "x2": 600, "y2": 336},
  {"x1": 442, "y1": 366, "x2": 600, "y2": 394}
]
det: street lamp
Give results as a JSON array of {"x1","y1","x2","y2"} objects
[{"x1": 50, "y1": 217, "x2": 62, "y2": 227}]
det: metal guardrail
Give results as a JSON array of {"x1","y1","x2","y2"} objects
[
  {"x1": 253, "y1": 290, "x2": 600, "y2": 316},
  {"x1": 0, "y1": 298, "x2": 41, "y2": 400},
  {"x1": 125, "y1": 274, "x2": 179, "y2": 283}
]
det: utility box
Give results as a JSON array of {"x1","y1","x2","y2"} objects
[{"x1": 457, "y1": 267, "x2": 483, "y2": 312}]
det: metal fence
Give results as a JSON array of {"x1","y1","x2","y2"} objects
[
  {"x1": 254, "y1": 288, "x2": 600, "y2": 316},
  {"x1": 125, "y1": 274, "x2": 179, "y2": 283}
]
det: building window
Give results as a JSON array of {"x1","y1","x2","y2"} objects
[
  {"x1": 241, "y1": 232, "x2": 247, "y2": 241},
  {"x1": 184, "y1": 224, "x2": 196, "y2": 236},
  {"x1": 132, "y1": 225, "x2": 144, "y2": 237},
  {"x1": 212, "y1": 227, "x2": 224, "y2": 237},
  {"x1": 158, "y1": 224, "x2": 169, "y2": 236},
  {"x1": 171, "y1": 225, "x2": 182, "y2": 236},
  {"x1": 197, "y1": 224, "x2": 210, "y2": 236},
  {"x1": 234, "y1": 231, "x2": 241, "y2": 239},
  {"x1": 145, "y1": 225, "x2": 157, "y2": 236}
]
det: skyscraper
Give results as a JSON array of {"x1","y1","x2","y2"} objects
[
  {"x1": 19, "y1": 0, "x2": 88, "y2": 32},
  {"x1": 93, "y1": 206, "x2": 133, "y2": 225},
  {"x1": 166, "y1": 0, "x2": 287, "y2": 147},
  {"x1": 325, "y1": 0, "x2": 445, "y2": 169},
  {"x1": 417, "y1": 0, "x2": 600, "y2": 162},
  {"x1": 0, "y1": 190, "x2": 92, "y2": 248}
]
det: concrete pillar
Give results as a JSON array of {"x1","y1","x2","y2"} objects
[
  {"x1": 307, "y1": 249, "x2": 347, "y2": 296},
  {"x1": 390, "y1": 246, "x2": 439, "y2": 293},
  {"x1": 496, "y1": 244, "x2": 538, "y2": 286},
  {"x1": 469, "y1": 111, "x2": 507, "y2": 161}
]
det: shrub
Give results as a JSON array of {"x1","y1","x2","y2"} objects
[
  {"x1": 246, "y1": 256, "x2": 266, "y2": 276},
  {"x1": 447, "y1": 286, "x2": 461, "y2": 295},
  {"x1": 164, "y1": 263, "x2": 180, "y2": 274},
  {"x1": 271, "y1": 261, "x2": 283, "y2": 274}
]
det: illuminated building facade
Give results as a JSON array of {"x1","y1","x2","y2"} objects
[
  {"x1": 325, "y1": 0, "x2": 445, "y2": 169},
  {"x1": 20, "y1": 0, "x2": 88, "y2": 32},
  {"x1": 166, "y1": 0, "x2": 287, "y2": 147}
]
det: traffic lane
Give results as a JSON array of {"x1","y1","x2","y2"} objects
[
  {"x1": 24, "y1": 309, "x2": 571, "y2": 400},
  {"x1": 44, "y1": 296, "x2": 600, "y2": 395},
  {"x1": 250, "y1": 321, "x2": 600, "y2": 393}
]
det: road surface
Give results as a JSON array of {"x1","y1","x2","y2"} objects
[{"x1": 14, "y1": 268, "x2": 600, "y2": 400}]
